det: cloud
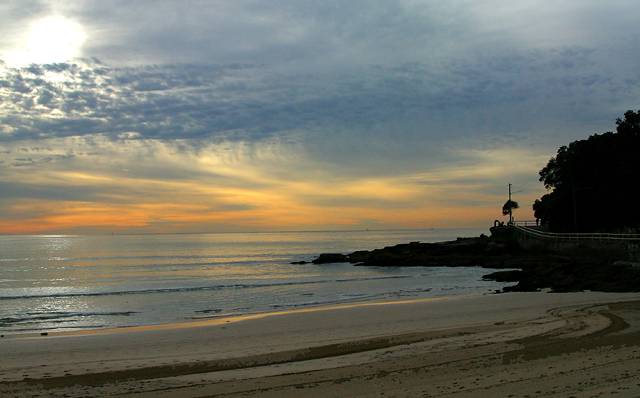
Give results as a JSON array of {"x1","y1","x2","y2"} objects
[
  {"x1": 0, "y1": 1, "x2": 638, "y2": 232},
  {"x1": 1, "y1": 1, "x2": 637, "y2": 68},
  {"x1": 0, "y1": 132, "x2": 548, "y2": 233},
  {"x1": 1, "y1": 48, "x2": 637, "y2": 148},
  {"x1": 1, "y1": 1, "x2": 638, "y2": 151}
]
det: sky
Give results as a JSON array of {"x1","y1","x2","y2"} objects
[{"x1": 0, "y1": 0, "x2": 639, "y2": 234}]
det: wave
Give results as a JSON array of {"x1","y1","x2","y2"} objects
[
  {"x1": 266, "y1": 287, "x2": 435, "y2": 310},
  {"x1": 0, "y1": 259, "x2": 290, "y2": 272},
  {"x1": 2, "y1": 325, "x2": 107, "y2": 333},
  {"x1": 0, "y1": 275, "x2": 412, "y2": 300},
  {"x1": 0, "y1": 253, "x2": 292, "y2": 263},
  {"x1": 0, "y1": 311, "x2": 137, "y2": 326}
]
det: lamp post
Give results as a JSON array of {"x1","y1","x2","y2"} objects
[{"x1": 508, "y1": 183, "x2": 513, "y2": 225}]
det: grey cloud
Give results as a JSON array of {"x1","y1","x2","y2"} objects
[
  {"x1": 70, "y1": 0, "x2": 444, "y2": 66},
  {"x1": 0, "y1": 203, "x2": 48, "y2": 221},
  {"x1": 10, "y1": 153, "x2": 74, "y2": 167},
  {"x1": 1, "y1": 46, "x2": 637, "y2": 149},
  {"x1": 29, "y1": 0, "x2": 637, "y2": 69},
  {"x1": 0, "y1": 0, "x2": 638, "y2": 182},
  {"x1": 0, "y1": 180, "x2": 99, "y2": 201},
  {"x1": 0, "y1": 0, "x2": 48, "y2": 20}
]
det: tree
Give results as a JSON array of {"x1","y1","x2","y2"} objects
[
  {"x1": 533, "y1": 110, "x2": 640, "y2": 232},
  {"x1": 502, "y1": 200, "x2": 519, "y2": 223}
]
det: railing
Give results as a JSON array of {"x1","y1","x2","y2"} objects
[
  {"x1": 512, "y1": 225, "x2": 640, "y2": 241},
  {"x1": 512, "y1": 220, "x2": 540, "y2": 227}
]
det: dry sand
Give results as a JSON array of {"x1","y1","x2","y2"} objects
[{"x1": 2, "y1": 292, "x2": 640, "y2": 397}]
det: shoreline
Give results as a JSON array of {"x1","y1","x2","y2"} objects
[
  {"x1": 4, "y1": 294, "x2": 468, "y2": 339},
  {"x1": 1, "y1": 264, "x2": 513, "y2": 338},
  {"x1": 2, "y1": 291, "x2": 640, "y2": 397}
]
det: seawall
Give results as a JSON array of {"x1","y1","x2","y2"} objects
[{"x1": 491, "y1": 226, "x2": 640, "y2": 262}]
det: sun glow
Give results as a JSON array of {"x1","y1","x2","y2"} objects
[{"x1": 6, "y1": 16, "x2": 87, "y2": 67}]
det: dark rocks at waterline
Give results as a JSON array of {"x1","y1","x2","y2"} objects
[
  {"x1": 491, "y1": 261, "x2": 640, "y2": 293},
  {"x1": 306, "y1": 236, "x2": 640, "y2": 293},
  {"x1": 311, "y1": 253, "x2": 349, "y2": 264},
  {"x1": 482, "y1": 270, "x2": 523, "y2": 282},
  {"x1": 309, "y1": 236, "x2": 564, "y2": 269}
]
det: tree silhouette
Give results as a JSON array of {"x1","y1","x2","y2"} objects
[
  {"x1": 502, "y1": 200, "x2": 519, "y2": 216},
  {"x1": 533, "y1": 110, "x2": 640, "y2": 232}
]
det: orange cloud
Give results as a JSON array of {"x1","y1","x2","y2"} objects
[{"x1": 0, "y1": 137, "x2": 545, "y2": 234}]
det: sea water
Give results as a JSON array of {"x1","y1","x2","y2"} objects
[{"x1": 0, "y1": 229, "x2": 513, "y2": 334}]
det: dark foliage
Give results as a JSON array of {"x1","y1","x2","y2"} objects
[
  {"x1": 534, "y1": 110, "x2": 640, "y2": 231},
  {"x1": 502, "y1": 200, "x2": 519, "y2": 216}
]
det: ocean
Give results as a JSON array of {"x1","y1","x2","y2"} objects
[{"x1": 0, "y1": 228, "x2": 513, "y2": 334}]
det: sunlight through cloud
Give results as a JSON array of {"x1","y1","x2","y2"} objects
[{"x1": 5, "y1": 15, "x2": 87, "y2": 67}]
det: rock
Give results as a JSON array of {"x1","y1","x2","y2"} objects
[
  {"x1": 311, "y1": 253, "x2": 349, "y2": 264},
  {"x1": 348, "y1": 250, "x2": 371, "y2": 263},
  {"x1": 290, "y1": 260, "x2": 309, "y2": 264},
  {"x1": 482, "y1": 270, "x2": 522, "y2": 282},
  {"x1": 304, "y1": 233, "x2": 640, "y2": 293}
]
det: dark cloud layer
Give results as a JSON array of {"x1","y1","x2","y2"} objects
[
  {"x1": 1, "y1": 1, "x2": 639, "y2": 151},
  {"x1": 1, "y1": 46, "x2": 638, "y2": 149}
]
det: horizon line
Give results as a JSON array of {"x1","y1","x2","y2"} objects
[{"x1": 0, "y1": 226, "x2": 492, "y2": 237}]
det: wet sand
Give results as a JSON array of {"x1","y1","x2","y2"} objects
[{"x1": 2, "y1": 292, "x2": 640, "y2": 397}]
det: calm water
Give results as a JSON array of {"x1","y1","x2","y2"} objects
[{"x1": 0, "y1": 229, "x2": 513, "y2": 334}]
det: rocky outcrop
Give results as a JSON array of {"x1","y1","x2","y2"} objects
[
  {"x1": 299, "y1": 234, "x2": 640, "y2": 293},
  {"x1": 311, "y1": 253, "x2": 349, "y2": 264}
]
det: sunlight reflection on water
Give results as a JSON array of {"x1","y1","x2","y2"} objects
[{"x1": 0, "y1": 229, "x2": 513, "y2": 333}]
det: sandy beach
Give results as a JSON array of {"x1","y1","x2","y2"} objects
[{"x1": 2, "y1": 291, "x2": 640, "y2": 397}]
